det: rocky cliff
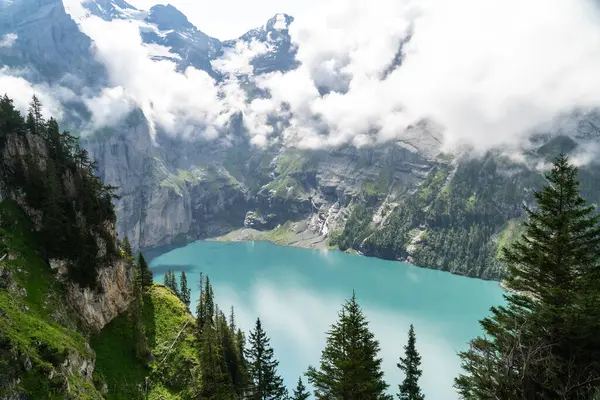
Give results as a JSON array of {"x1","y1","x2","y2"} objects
[{"x1": 2, "y1": 129, "x2": 135, "y2": 330}]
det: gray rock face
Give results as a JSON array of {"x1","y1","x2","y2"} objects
[
  {"x1": 0, "y1": 0, "x2": 106, "y2": 86},
  {"x1": 51, "y1": 257, "x2": 134, "y2": 331}
]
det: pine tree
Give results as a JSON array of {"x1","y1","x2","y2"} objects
[
  {"x1": 137, "y1": 252, "x2": 153, "y2": 289},
  {"x1": 245, "y1": 318, "x2": 287, "y2": 400},
  {"x1": 455, "y1": 155, "x2": 600, "y2": 399},
  {"x1": 397, "y1": 325, "x2": 424, "y2": 400},
  {"x1": 306, "y1": 291, "x2": 391, "y2": 400},
  {"x1": 292, "y1": 377, "x2": 310, "y2": 400},
  {"x1": 180, "y1": 271, "x2": 191, "y2": 309}
]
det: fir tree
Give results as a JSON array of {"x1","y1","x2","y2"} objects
[
  {"x1": 164, "y1": 270, "x2": 180, "y2": 297},
  {"x1": 198, "y1": 317, "x2": 236, "y2": 399},
  {"x1": 306, "y1": 291, "x2": 391, "y2": 400},
  {"x1": 455, "y1": 155, "x2": 600, "y2": 399},
  {"x1": 180, "y1": 271, "x2": 191, "y2": 309},
  {"x1": 245, "y1": 318, "x2": 287, "y2": 400},
  {"x1": 121, "y1": 236, "x2": 133, "y2": 261},
  {"x1": 292, "y1": 377, "x2": 310, "y2": 400},
  {"x1": 204, "y1": 275, "x2": 215, "y2": 323},
  {"x1": 221, "y1": 306, "x2": 247, "y2": 397},
  {"x1": 163, "y1": 271, "x2": 169, "y2": 289},
  {"x1": 196, "y1": 272, "x2": 206, "y2": 335},
  {"x1": 131, "y1": 256, "x2": 149, "y2": 360},
  {"x1": 27, "y1": 95, "x2": 44, "y2": 136},
  {"x1": 137, "y1": 252, "x2": 153, "y2": 289},
  {"x1": 397, "y1": 325, "x2": 424, "y2": 400}
]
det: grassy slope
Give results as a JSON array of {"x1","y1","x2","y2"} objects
[
  {"x1": 0, "y1": 200, "x2": 103, "y2": 399},
  {"x1": 92, "y1": 284, "x2": 200, "y2": 400}
]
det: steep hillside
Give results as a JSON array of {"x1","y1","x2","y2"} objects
[
  {"x1": 0, "y1": 200, "x2": 104, "y2": 399},
  {"x1": 91, "y1": 284, "x2": 200, "y2": 400},
  {"x1": 0, "y1": 95, "x2": 201, "y2": 399}
]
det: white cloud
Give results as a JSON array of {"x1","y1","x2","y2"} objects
[
  {"x1": 67, "y1": 14, "x2": 235, "y2": 141},
  {"x1": 0, "y1": 67, "x2": 67, "y2": 120},
  {"x1": 59, "y1": 0, "x2": 600, "y2": 153},
  {"x1": 212, "y1": 39, "x2": 271, "y2": 76},
  {"x1": 127, "y1": 0, "x2": 316, "y2": 39},
  {"x1": 84, "y1": 86, "x2": 135, "y2": 129},
  {"x1": 0, "y1": 33, "x2": 17, "y2": 48},
  {"x1": 245, "y1": 0, "x2": 600, "y2": 152}
]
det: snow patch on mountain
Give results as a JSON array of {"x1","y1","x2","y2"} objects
[{"x1": 272, "y1": 14, "x2": 288, "y2": 31}]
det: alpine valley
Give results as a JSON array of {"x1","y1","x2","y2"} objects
[{"x1": 2, "y1": 0, "x2": 600, "y2": 284}]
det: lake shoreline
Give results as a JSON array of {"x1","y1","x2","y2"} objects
[
  {"x1": 206, "y1": 226, "x2": 504, "y2": 288},
  {"x1": 143, "y1": 223, "x2": 504, "y2": 289}
]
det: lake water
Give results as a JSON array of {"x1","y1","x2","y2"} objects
[{"x1": 147, "y1": 240, "x2": 505, "y2": 399}]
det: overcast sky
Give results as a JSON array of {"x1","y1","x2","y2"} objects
[{"x1": 127, "y1": 0, "x2": 316, "y2": 39}]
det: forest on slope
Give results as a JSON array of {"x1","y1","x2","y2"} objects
[{"x1": 3, "y1": 94, "x2": 600, "y2": 400}]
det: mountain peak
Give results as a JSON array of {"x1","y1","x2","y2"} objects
[
  {"x1": 265, "y1": 13, "x2": 293, "y2": 32},
  {"x1": 147, "y1": 3, "x2": 193, "y2": 31},
  {"x1": 79, "y1": 0, "x2": 139, "y2": 21}
]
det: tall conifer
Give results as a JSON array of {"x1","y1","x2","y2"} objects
[
  {"x1": 245, "y1": 318, "x2": 287, "y2": 400},
  {"x1": 292, "y1": 377, "x2": 310, "y2": 400},
  {"x1": 306, "y1": 291, "x2": 391, "y2": 400},
  {"x1": 180, "y1": 271, "x2": 191, "y2": 309},
  {"x1": 397, "y1": 325, "x2": 424, "y2": 400},
  {"x1": 456, "y1": 155, "x2": 600, "y2": 399}
]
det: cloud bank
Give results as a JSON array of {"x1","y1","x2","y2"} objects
[
  {"x1": 0, "y1": 33, "x2": 17, "y2": 48},
  {"x1": 14, "y1": 0, "x2": 600, "y2": 152},
  {"x1": 256, "y1": 0, "x2": 600, "y2": 151}
]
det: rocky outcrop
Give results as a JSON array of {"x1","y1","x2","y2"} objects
[
  {"x1": 50, "y1": 258, "x2": 134, "y2": 331},
  {"x1": 2, "y1": 130, "x2": 135, "y2": 331}
]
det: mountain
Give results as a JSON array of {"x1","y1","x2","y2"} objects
[
  {"x1": 0, "y1": 0, "x2": 107, "y2": 86},
  {"x1": 1, "y1": 0, "x2": 599, "y2": 281}
]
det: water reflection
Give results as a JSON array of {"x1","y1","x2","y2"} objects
[{"x1": 149, "y1": 241, "x2": 504, "y2": 400}]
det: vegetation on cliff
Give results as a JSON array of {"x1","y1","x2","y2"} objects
[{"x1": 0, "y1": 94, "x2": 119, "y2": 288}]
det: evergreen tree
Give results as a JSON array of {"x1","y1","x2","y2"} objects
[
  {"x1": 137, "y1": 252, "x2": 153, "y2": 289},
  {"x1": 164, "y1": 270, "x2": 180, "y2": 297},
  {"x1": 455, "y1": 155, "x2": 600, "y2": 399},
  {"x1": 306, "y1": 291, "x2": 391, "y2": 400},
  {"x1": 397, "y1": 325, "x2": 424, "y2": 400},
  {"x1": 180, "y1": 271, "x2": 191, "y2": 309},
  {"x1": 221, "y1": 306, "x2": 247, "y2": 397},
  {"x1": 292, "y1": 377, "x2": 310, "y2": 400},
  {"x1": 122, "y1": 236, "x2": 133, "y2": 261},
  {"x1": 131, "y1": 254, "x2": 149, "y2": 360},
  {"x1": 196, "y1": 272, "x2": 206, "y2": 336},
  {"x1": 0, "y1": 94, "x2": 23, "y2": 141},
  {"x1": 27, "y1": 95, "x2": 44, "y2": 136},
  {"x1": 198, "y1": 318, "x2": 236, "y2": 399},
  {"x1": 0, "y1": 94, "x2": 119, "y2": 289},
  {"x1": 245, "y1": 318, "x2": 287, "y2": 400},
  {"x1": 204, "y1": 275, "x2": 215, "y2": 324}
]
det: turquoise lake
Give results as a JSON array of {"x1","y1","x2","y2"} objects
[{"x1": 147, "y1": 240, "x2": 505, "y2": 400}]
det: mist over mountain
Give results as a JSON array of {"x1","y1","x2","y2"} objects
[{"x1": 2, "y1": 0, "x2": 600, "y2": 279}]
